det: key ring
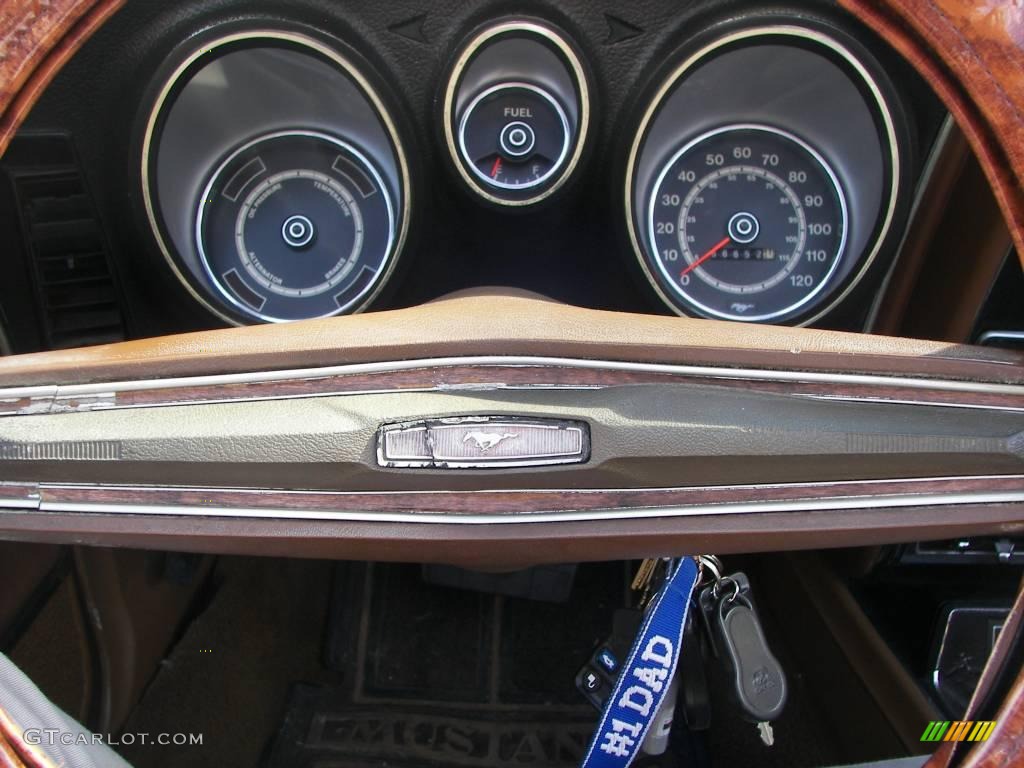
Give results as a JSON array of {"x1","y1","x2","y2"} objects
[
  {"x1": 697, "y1": 555, "x2": 723, "y2": 588},
  {"x1": 716, "y1": 576, "x2": 741, "y2": 603}
]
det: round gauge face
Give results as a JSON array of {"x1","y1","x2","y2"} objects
[
  {"x1": 646, "y1": 125, "x2": 848, "y2": 323},
  {"x1": 197, "y1": 131, "x2": 395, "y2": 323},
  {"x1": 457, "y1": 83, "x2": 570, "y2": 192}
]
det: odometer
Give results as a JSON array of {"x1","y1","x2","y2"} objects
[{"x1": 646, "y1": 124, "x2": 848, "y2": 323}]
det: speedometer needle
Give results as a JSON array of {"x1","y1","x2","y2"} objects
[{"x1": 681, "y1": 236, "x2": 731, "y2": 278}]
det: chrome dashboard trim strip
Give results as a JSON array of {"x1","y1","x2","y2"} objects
[
  {"x1": 0, "y1": 355, "x2": 1021, "y2": 407},
  {"x1": 20, "y1": 484, "x2": 1024, "y2": 526},
  {"x1": 978, "y1": 331, "x2": 1024, "y2": 347}
]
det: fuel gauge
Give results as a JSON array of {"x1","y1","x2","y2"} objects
[{"x1": 457, "y1": 82, "x2": 571, "y2": 195}]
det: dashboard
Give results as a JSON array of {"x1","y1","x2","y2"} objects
[
  {"x1": 3, "y1": 0, "x2": 945, "y2": 344},
  {"x1": 2, "y1": 2, "x2": 1024, "y2": 760}
]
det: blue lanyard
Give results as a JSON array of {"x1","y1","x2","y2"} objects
[{"x1": 580, "y1": 557, "x2": 700, "y2": 768}]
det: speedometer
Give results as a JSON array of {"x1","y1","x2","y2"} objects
[{"x1": 646, "y1": 124, "x2": 848, "y2": 323}]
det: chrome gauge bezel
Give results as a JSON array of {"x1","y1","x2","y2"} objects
[
  {"x1": 646, "y1": 123, "x2": 850, "y2": 323},
  {"x1": 456, "y1": 82, "x2": 572, "y2": 192},
  {"x1": 140, "y1": 29, "x2": 412, "y2": 326},
  {"x1": 442, "y1": 19, "x2": 591, "y2": 207},
  {"x1": 194, "y1": 130, "x2": 397, "y2": 324},
  {"x1": 624, "y1": 25, "x2": 901, "y2": 326}
]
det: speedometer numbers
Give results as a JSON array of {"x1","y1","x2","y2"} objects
[{"x1": 647, "y1": 125, "x2": 847, "y2": 323}]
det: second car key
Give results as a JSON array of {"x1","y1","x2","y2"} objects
[{"x1": 700, "y1": 570, "x2": 787, "y2": 745}]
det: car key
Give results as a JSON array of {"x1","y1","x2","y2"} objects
[
  {"x1": 715, "y1": 586, "x2": 786, "y2": 745},
  {"x1": 700, "y1": 572, "x2": 787, "y2": 745}
]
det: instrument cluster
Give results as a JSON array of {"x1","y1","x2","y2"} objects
[
  {"x1": 142, "y1": 31, "x2": 410, "y2": 325},
  {"x1": 138, "y1": 7, "x2": 912, "y2": 327},
  {"x1": 440, "y1": 20, "x2": 590, "y2": 207},
  {"x1": 625, "y1": 22, "x2": 907, "y2": 324}
]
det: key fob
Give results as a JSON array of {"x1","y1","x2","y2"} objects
[
  {"x1": 698, "y1": 571, "x2": 754, "y2": 657},
  {"x1": 575, "y1": 608, "x2": 642, "y2": 710},
  {"x1": 714, "y1": 592, "x2": 787, "y2": 722}
]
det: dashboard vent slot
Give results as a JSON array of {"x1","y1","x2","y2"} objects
[{"x1": 3, "y1": 134, "x2": 125, "y2": 350}]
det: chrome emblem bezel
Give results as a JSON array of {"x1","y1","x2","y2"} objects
[{"x1": 377, "y1": 416, "x2": 590, "y2": 469}]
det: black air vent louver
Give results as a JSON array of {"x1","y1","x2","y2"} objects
[{"x1": 3, "y1": 134, "x2": 125, "y2": 349}]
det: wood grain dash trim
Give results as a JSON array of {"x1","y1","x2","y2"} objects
[{"x1": 29, "y1": 474, "x2": 1024, "y2": 521}]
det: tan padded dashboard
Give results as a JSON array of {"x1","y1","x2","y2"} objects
[{"x1": 0, "y1": 294, "x2": 1019, "y2": 387}]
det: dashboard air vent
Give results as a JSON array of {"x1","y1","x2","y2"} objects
[{"x1": 2, "y1": 134, "x2": 125, "y2": 349}]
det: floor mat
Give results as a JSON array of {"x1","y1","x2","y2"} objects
[
  {"x1": 113, "y1": 556, "x2": 871, "y2": 768},
  {"x1": 264, "y1": 562, "x2": 632, "y2": 768}
]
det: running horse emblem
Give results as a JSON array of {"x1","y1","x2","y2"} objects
[{"x1": 462, "y1": 431, "x2": 518, "y2": 452}]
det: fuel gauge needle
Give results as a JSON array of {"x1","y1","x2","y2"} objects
[
  {"x1": 681, "y1": 236, "x2": 731, "y2": 278},
  {"x1": 490, "y1": 157, "x2": 503, "y2": 179}
]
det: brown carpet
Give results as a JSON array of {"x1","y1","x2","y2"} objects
[
  {"x1": 115, "y1": 557, "x2": 333, "y2": 768},
  {"x1": 9, "y1": 577, "x2": 90, "y2": 722},
  {"x1": 113, "y1": 555, "x2": 905, "y2": 768}
]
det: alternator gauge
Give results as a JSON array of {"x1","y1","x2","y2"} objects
[
  {"x1": 647, "y1": 125, "x2": 848, "y2": 323},
  {"x1": 196, "y1": 131, "x2": 394, "y2": 323}
]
